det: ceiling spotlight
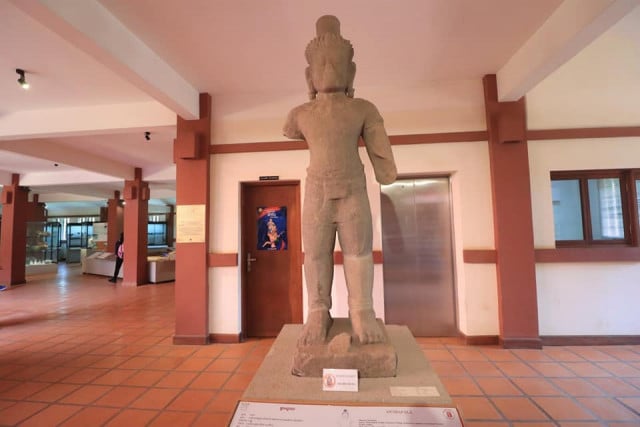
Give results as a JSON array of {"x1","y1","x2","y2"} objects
[
  {"x1": 16, "y1": 68, "x2": 29, "y2": 90},
  {"x1": 144, "y1": 131, "x2": 151, "y2": 141}
]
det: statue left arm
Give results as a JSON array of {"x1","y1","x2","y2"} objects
[
  {"x1": 362, "y1": 102, "x2": 397, "y2": 185},
  {"x1": 283, "y1": 106, "x2": 305, "y2": 140}
]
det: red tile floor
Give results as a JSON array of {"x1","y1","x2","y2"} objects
[{"x1": 1, "y1": 264, "x2": 639, "y2": 426}]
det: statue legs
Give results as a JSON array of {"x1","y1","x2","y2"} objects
[
  {"x1": 300, "y1": 240, "x2": 336, "y2": 345},
  {"x1": 337, "y1": 190, "x2": 385, "y2": 344},
  {"x1": 299, "y1": 178, "x2": 336, "y2": 345},
  {"x1": 299, "y1": 174, "x2": 384, "y2": 345},
  {"x1": 343, "y1": 253, "x2": 384, "y2": 343}
]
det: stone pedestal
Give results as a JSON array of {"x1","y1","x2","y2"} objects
[
  {"x1": 242, "y1": 323, "x2": 453, "y2": 407},
  {"x1": 292, "y1": 318, "x2": 397, "y2": 377}
]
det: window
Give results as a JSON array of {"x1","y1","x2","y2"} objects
[
  {"x1": 66, "y1": 221, "x2": 95, "y2": 248},
  {"x1": 147, "y1": 222, "x2": 167, "y2": 246},
  {"x1": 551, "y1": 170, "x2": 639, "y2": 247},
  {"x1": 50, "y1": 216, "x2": 98, "y2": 241}
]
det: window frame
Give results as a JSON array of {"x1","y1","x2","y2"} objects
[{"x1": 550, "y1": 169, "x2": 639, "y2": 248}]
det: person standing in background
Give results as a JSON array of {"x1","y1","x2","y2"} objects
[{"x1": 108, "y1": 233, "x2": 124, "y2": 283}]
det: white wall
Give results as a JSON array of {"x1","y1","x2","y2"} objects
[
  {"x1": 528, "y1": 139, "x2": 640, "y2": 336},
  {"x1": 207, "y1": 79, "x2": 501, "y2": 336},
  {"x1": 536, "y1": 263, "x2": 640, "y2": 335},
  {"x1": 526, "y1": 8, "x2": 640, "y2": 335}
]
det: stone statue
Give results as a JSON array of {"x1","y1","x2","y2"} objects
[{"x1": 283, "y1": 15, "x2": 397, "y2": 346}]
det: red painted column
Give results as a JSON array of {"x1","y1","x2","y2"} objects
[
  {"x1": 0, "y1": 174, "x2": 29, "y2": 287},
  {"x1": 483, "y1": 75, "x2": 541, "y2": 349},
  {"x1": 106, "y1": 191, "x2": 124, "y2": 253},
  {"x1": 173, "y1": 93, "x2": 211, "y2": 344},
  {"x1": 27, "y1": 194, "x2": 47, "y2": 222},
  {"x1": 166, "y1": 204, "x2": 175, "y2": 247},
  {"x1": 123, "y1": 169, "x2": 149, "y2": 286}
]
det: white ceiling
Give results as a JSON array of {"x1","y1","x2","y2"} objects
[{"x1": 0, "y1": 0, "x2": 638, "y2": 216}]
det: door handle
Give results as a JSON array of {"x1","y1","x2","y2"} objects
[{"x1": 247, "y1": 252, "x2": 257, "y2": 272}]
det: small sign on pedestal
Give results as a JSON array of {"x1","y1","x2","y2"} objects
[{"x1": 322, "y1": 368, "x2": 358, "y2": 392}]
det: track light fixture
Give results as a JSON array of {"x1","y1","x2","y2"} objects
[
  {"x1": 144, "y1": 131, "x2": 151, "y2": 141},
  {"x1": 16, "y1": 68, "x2": 29, "y2": 90}
]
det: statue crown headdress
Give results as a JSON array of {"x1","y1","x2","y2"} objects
[
  {"x1": 316, "y1": 15, "x2": 340, "y2": 36},
  {"x1": 305, "y1": 15, "x2": 354, "y2": 64}
]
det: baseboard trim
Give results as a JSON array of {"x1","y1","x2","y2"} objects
[
  {"x1": 173, "y1": 335, "x2": 210, "y2": 345},
  {"x1": 462, "y1": 334, "x2": 500, "y2": 346},
  {"x1": 209, "y1": 333, "x2": 242, "y2": 343},
  {"x1": 457, "y1": 334, "x2": 640, "y2": 347},
  {"x1": 541, "y1": 335, "x2": 640, "y2": 346},
  {"x1": 500, "y1": 337, "x2": 543, "y2": 349}
]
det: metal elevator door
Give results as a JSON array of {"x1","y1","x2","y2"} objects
[{"x1": 380, "y1": 177, "x2": 457, "y2": 336}]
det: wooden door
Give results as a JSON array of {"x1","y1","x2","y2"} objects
[{"x1": 241, "y1": 181, "x2": 302, "y2": 337}]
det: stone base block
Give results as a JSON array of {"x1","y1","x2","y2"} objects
[
  {"x1": 242, "y1": 323, "x2": 452, "y2": 406},
  {"x1": 292, "y1": 318, "x2": 397, "y2": 378}
]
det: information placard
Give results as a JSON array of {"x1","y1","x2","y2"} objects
[
  {"x1": 176, "y1": 204, "x2": 206, "y2": 243},
  {"x1": 229, "y1": 401, "x2": 464, "y2": 427}
]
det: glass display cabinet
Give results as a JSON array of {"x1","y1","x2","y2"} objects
[
  {"x1": 26, "y1": 221, "x2": 61, "y2": 265},
  {"x1": 67, "y1": 222, "x2": 93, "y2": 249},
  {"x1": 26, "y1": 221, "x2": 61, "y2": 274},
  {"x1": 66, "y1": 222, "x2": 94, "y2": 263}
]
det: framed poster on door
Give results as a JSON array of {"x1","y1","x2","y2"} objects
[{"x1": 257, "y1": 206, "x2": 287, "y2": 250}]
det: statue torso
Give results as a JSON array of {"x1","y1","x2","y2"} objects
[{"x1": 288, "y1": 94, "x2": 379, "y2": 178}]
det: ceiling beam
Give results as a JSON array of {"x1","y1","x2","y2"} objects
[
  {"x1": 11, "y1": 0, "x2": 200, "y2": 119},
  {"x1": 0, "y1": 140, "x2": 134, "y2": 180},
  {"x1": 144, "y1": 165, "x2": 177, "y2": 182},
  {"x1": 20, "y1": 170, "x2": 123, "y2": 189},
  {"x1": 0, "y1": 101, "x2": 175, "y2": 141},
  {"x1": 497, "y1": 0, "x2": 639, "y2": 101},
  {"x1": 35, "y1": 192, "x2": 107, "y2": 202},
  {"x1": 0, "y1": 170, "x2": 13, "y2": 185}
]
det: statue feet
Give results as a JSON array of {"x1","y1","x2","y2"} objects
[
  {"x1": 351, "y1": 309, "x2": 385, "y2": 344},
  {"x1": 298, "y1": 310, "x2": 332, "y2": 346}
]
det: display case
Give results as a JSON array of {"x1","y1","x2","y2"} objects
[
  {"x1": 67, "y1": 222, "x2": 94, "y2": 263},
  {"x1": 67, "y1": 222, "x2": 93, "y2": 248},
  {"x1": 91, "y1": 222, "x2": 108, "y2": 251},
  {"x1": 148, "y1": 252, "x2": 176, "y2": 283},
  {"x1": 45, "y1": 222, "x2": 61, "y2": 261},
  {"x1": 82, "y1": 251, "x2": 122, "y2": 278},
  {"x1": 26, "y1": 221, "x2": 60, "y2": 274}
]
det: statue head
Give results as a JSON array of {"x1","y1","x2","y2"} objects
[{"x1": 304, "y1": 15, "x2": 356, "y2": 100}]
